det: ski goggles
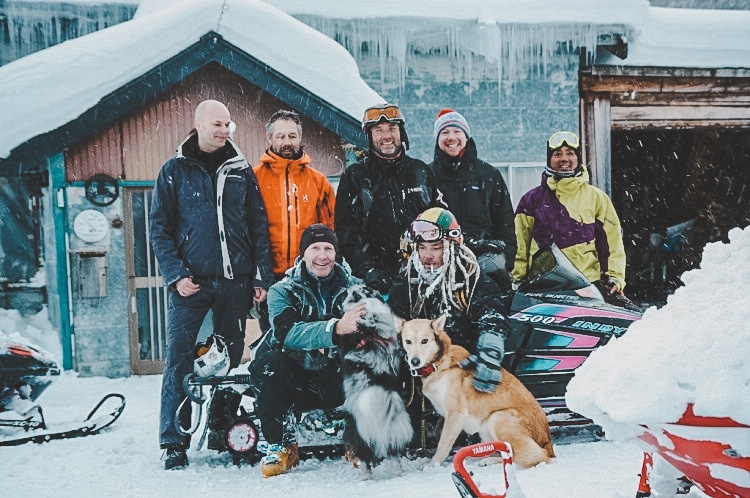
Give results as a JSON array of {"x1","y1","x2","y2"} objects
[
  {"x1": 547, "y1": 131, "x2": 580, "y2": 150},
  {"x1": 409, "y1": 219, "x2": 461, "y2": 243},
  {"x1": 362, "y1": 104, "x2": 404, "y2": 129}
]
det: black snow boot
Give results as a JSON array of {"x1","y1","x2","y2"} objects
[{"x1": 163, "y1": 443, "x2": 188, "y2": 470}]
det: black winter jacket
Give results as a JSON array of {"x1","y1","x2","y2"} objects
[
  {"x1": 388, "y1": 266, "x2": 510, "y2": 355},
  {"x1": 430, "y1": 139, "x2": 516, "y2": 266},
  {"x1": 335, "y1": 152, "x2": 442, "y2": 281},
  {"x1": 149, "y1": 133, "x2": 274, "y2": 289}
]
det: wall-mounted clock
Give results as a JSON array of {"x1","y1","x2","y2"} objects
[
  {"x1": 73, "y1": 209, "x2": 110, "y2": 243},
  {"x1": 84, "y1": 173, "x2": 119, "y2": 207}
]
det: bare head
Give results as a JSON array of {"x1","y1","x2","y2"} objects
[{"x1": 194, "y1": 100, "x2": 231, "y2": 153}]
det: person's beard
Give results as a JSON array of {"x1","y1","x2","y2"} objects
[{"x1": 274, "y1": 144, "x2": 300, "y2": 159}]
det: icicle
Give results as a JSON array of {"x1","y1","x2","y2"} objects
[{"x1": 296, "y1": 16, "x2": 633, "y2": 104}]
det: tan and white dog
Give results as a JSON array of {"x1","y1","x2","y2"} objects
[{"x1": 397, "y1": 315, "x2": 555, "y2": 468}]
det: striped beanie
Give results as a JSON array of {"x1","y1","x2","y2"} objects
[{"x1": 433, "y1": 109, "x2": 471, "y2": 140}]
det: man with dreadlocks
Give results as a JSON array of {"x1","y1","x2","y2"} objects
[
  {"x1": 389, "y1": 207, "x2": 510, "y2": 451},
  {"x1": 389, "y1": 207, "x2": 510, "y2": 390}
]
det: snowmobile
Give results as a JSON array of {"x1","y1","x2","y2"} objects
[
  {"x1": 634, "y1": 403, "x2": 750, "y2": 497},
  {"x1": 181, "y1": 245, "x2": 642, "y2": 464},
  {"x1": 0, "y1": 334, "x2": 125, "y2": 446},
  {"x1": 503, "y1": 244, "x2": 643, "y2": 438}
]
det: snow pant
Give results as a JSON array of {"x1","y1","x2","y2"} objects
[
  {"x1": 159, "y1": 275, "x2": 252, "y2": 448},
  {"x1": 253, "y1": 348, "x2": 344, "y2": 445}
]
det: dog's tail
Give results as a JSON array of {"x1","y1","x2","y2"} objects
[{"x1": 345, "y1": 386, "x2": 413, "y2": 458}]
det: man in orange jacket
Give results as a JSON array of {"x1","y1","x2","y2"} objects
[{"x1": 254, "y1": 110, "x2": 336, "y2": 330}]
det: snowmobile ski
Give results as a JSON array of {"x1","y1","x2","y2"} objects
[{"x1": 0, "y1": 393, "x2": 125, "y2": 446}]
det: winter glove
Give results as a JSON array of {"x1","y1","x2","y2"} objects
[
  {"x1": 594, "y1": 276, "x2": 620, "y2": 295},
  {"x1": 466, "y1": 238, "x2": 506, "y2": 255},
  {"x1": 594, "y1": 277, "x2": 643, "y2": 312},
  {"x1": 459, "y1": 332, "x2": 505, "y2": 393},
  {"x1": 363, "y1": 268, "x2": 393, "y2": 295}
]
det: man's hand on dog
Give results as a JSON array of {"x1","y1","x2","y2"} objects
[
  {"x1": 460, "y1": 332, "x2": 506, "y2": 393},
  {"x1": 335, "y1": 302, "x2": 367, "y2": 335}
]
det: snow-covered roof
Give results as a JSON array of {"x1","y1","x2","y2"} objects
[
  {"x1": 3, "y1": 0, "x2": 750, "y2": 161},
  {"x1": 604, "y1": 6, "x2": 750, "y2": 68},
  {"x1": 0, "y1": 0, "x2": 383, "y2": 160},
  {"x1": 264, "y1": 0, "x2": 750, "y2": 70}
]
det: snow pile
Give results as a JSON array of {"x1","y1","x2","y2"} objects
[{"x1": 567, "y1": 226, "x2": 750, "y2": 438}]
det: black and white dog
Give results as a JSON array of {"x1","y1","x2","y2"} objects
[{"x1": 336, "y1": 285, "x2": 413, "y2": 478}]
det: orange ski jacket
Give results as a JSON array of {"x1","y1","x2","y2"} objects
[{"x1": 254, "y1": 150, "x2": 336, "y2": 278}]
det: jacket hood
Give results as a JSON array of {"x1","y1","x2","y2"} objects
[{"x1": 543, "y1": 167, "x2": 590, "y2": 194}]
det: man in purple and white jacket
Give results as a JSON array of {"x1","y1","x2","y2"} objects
[{"x1": 512, "y1": 131, "x2": 638, "y2": 310}]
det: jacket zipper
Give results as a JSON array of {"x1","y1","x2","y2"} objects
[{"x1": 285, "y1": 166, "x2": 292, "y2": 268}]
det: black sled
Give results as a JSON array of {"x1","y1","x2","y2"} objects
[{"x1": 178, "y1": 370, "x2": 346, "y2": 465}]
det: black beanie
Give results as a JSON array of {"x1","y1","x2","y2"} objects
[{"x1": 299, "y1": 224, "x2": 338, "y2": 256}]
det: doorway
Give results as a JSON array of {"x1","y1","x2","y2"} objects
[
  {"x1": 124, "y1": 188, "x2": 167, "y2": 374},
  {"x1": 610, "y1": 129, "x2": 750, "y2": 305}
]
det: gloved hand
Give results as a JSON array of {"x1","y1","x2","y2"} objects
[
  {"x1": 459, "y1": 333, "x2": 505, "y2": 393},
  {"x1": 363, "y1": 268, "x2": 392, "y2": 295},
  {"x1": 594, "y1": 276, "x2": 620, "y2": 295},
  {"x1": 466, "y1": 238, "x2": 506, "y2": 255}
]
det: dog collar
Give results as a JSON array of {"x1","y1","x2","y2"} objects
[{"x1": 411, "y1": 364, "x2": 436, "y2": 377}]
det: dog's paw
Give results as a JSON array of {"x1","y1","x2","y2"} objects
[
  {"x1": 344, "y1": 447, "x2": 360, "y2": 469},
  {"x1": 357, "y1": 465, "x2": 373, "y2": 481}
]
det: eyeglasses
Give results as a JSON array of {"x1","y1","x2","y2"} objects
[
  {"x1": 362, "y1": 104, "x2": 404, "y2": 128},
  {"x1": 547, "y1": 131, "x2": 580, "y2": 150},
  {"x1": 409, "y1": 220, "x2": 461, "y2": 243}
]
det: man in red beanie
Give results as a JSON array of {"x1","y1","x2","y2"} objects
[{"x1": 429, "y1": 108, "x2": 516, "y2": 292}]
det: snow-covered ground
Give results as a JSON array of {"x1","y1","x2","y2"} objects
[
  {"x1": 7, "y1": 228, "x2": 749, "y2": 497},
  {"x1": 0, "y1": 369, "x2": 653, "y2": 498}
]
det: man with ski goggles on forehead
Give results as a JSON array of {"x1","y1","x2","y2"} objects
[
  {"x1": 389, "y1": 207, "x2": 510, "y2": 448},
  {"x1": 512, "y1": 131, "x2": 640, "y2": 311},
  {"x1": 335, "y1": 103, "x2": 444, "y2": 295}
]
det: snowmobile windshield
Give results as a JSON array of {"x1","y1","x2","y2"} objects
[{"x1": 521, "y1": 244, "x2": 595, "y2": 294}]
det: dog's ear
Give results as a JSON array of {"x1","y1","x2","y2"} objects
[
  {"x1": 431, "y1": 315, "x2": 447, "y2": 334},
  {"x1": 392, "y1": 314, "x2": 405, "y2": 334}
]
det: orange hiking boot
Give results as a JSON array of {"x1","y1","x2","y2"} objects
[{"x1": 260, "y1": 444, "x2": 299, "y2": 477}]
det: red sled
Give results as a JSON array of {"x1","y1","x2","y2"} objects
[
  {"x1": 452, "y1": 441, "x2": 516, "y2": 498},
  {"x1": 636, "y1": 403, "x2": 750, "y2": 497}
]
